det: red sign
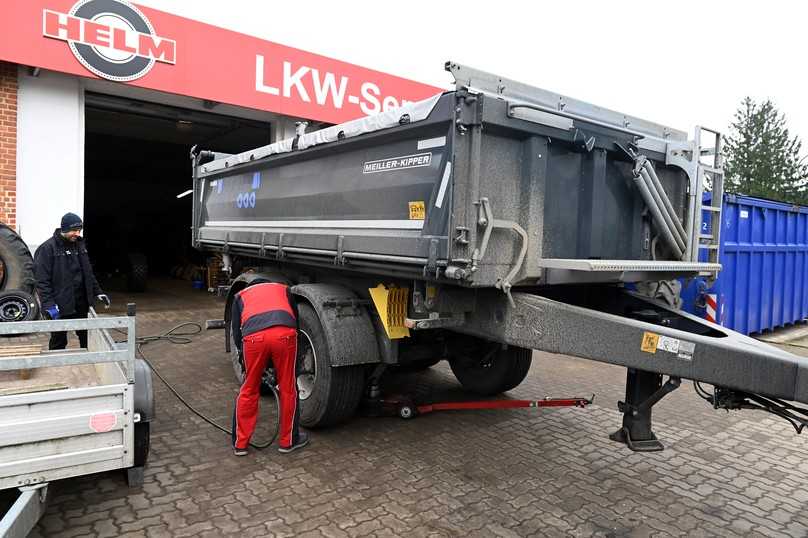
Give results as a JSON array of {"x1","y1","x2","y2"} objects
[
  {"x1": 89, "y1": 412, "x2": 117, "y2": 433},
  {"x1": 0, "y1": 0, "x2": 442, "y2": 123}
]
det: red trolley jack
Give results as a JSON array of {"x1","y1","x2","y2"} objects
[{"x1": 361, "y1": 394, "x2": 594, "y2": 420}]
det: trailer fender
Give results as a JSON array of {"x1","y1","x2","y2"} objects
[
  {"x1": 133, "y1": 358, "x2": 154, "y2": 422},
  {"x1": 291, "y1": 283, "x2": 380, "y2": 367}
]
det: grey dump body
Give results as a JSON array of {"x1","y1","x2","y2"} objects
[{"x1": 192, "y1": 63, "x2": 808, "y2": 414}]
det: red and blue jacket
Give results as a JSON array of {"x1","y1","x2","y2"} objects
[{"x1": 230, "y1": 283, "x2": 298, "y2": 352}]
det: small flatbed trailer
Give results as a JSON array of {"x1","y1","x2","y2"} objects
[{"x1": 0, "y1": 308, "x2": 153, "y2": 538}]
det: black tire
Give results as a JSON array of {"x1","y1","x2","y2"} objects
[
  {"x1": 230, "y1": 330, "x2": 275, "y2": 396},
  {"x1": 297, "y1": 303, "x2": 365, "y2": 428},
  {"x1": 0, "y1": 224, "x2": 35, "y2": 293},
  {"x1": 0, "y1": 289, "x2": 40, "y2": 323},
  {"x1": 449, "y1": 343, "x2": 532, "y2": 396},
  {"x1": 126, "y1": 253, "x2": 148, "y2": 292},
  {"x1": 395, "y1": 357, "x2": 441, "y2": 373},
  {"x1": 133, "y1": 422, "x2": 150, "y2": 467}
]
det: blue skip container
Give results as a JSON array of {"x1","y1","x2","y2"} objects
[{"x1": 681, "y1": 193, "x2": 808, "y2": 335}]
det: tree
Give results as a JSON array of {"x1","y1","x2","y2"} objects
[{"x1": 723, "y1": 97, "x2": 808, "y2": 204}]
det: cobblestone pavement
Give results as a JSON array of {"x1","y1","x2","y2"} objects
[{"x1": 9, "y1": 280, "x2": 808, "y2": 537}]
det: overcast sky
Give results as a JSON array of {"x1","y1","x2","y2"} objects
[{"x1": 138, "y1": 0, "x2": 807, "y2": 149}]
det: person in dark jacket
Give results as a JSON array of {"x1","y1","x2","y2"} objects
[
  {"x1": 34, "y1": 213, "x2": 110, "y2": 350},
  {"x1": 231, "y1": 282, "x2": 308, "y2": 456}
]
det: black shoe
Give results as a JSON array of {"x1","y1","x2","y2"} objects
[
  {"x1": 278, "y1": 431, "x2": 309, "y2": 453},
  {"x1": 233, "y1": 447, "x2": 248, "y2": 457}
]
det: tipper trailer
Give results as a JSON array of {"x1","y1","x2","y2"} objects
[{"x1": 191, "y1": 62, "x2": 808, "y2": 451}]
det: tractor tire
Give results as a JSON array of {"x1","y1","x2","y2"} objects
[
  {"x1": 0, "y1": 289, "x2": 40, "y2": 324},
  {"x1": 126, "y1": 253, "x2": 148, "y2": 293},
  {"x1": 449, "y1": 343, "x2": 532, "y2": 396},
  {"x1": 0, "y1": 224, "x2": 35, "y2": 293},
  {"x1": 297, "y1": 303, "x2": 365, "y2": 428}
]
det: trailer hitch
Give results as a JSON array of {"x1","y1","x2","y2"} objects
[{"x1": 697, "y1": 384, "x2": 808, "y2": 434}]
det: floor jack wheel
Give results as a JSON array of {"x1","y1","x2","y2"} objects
[{"x1": 398, "y1": 405, "x2": 416, "y2": 419}]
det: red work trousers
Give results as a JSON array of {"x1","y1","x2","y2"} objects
[{"x1": 233, "y1": 326, "x2": 299, "y2": 449}]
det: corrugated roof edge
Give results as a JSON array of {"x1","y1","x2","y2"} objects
[
  {"x1": 705, "y1": 191, "x2": 808, "y2": 213},
  {"x1": 200, "y1": 93, "x2": 445, "y2": 175}
]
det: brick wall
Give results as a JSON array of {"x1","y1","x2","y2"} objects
[{"x1": 0, "y1": 62, "x2": 17, "y2": 229}]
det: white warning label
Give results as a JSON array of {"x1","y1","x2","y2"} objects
[
  {"x1": 654, "y1": 335, "x2": 696, "y2": 361},
  {"x1": 677, "y1": 341, "x2": 696, "y2": 361},
  {"x1": 656, "y1": 335, "x2": 680, "y2": 354}
]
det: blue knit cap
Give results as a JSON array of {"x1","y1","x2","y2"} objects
[{"x1": 60, "y1": 213, "x2": 83, "y2": 232}]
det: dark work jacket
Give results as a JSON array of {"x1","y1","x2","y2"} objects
[
  {"x1": 231, "y1": 283, "x2": 299, "y2": 354},
  {"x1": 34, "y1": 229, "x2": 104, "y2": 316}
]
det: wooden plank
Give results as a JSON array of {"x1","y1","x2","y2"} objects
[
  {"x1": 0, "y1": 383, "x2": 69, "y2": 397},
  {"x1": 0, "y1": 344, "x2": 42, "y2": 379},
  {"x1": 0, "y1": 344, "x2": 43, "y2": 358},
  {"x1": 0, "y1": 364, "x2": 104, "y2": 398}
]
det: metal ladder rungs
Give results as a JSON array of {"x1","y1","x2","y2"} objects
[
  {"x1": 701, "y1": 205, "x2": 721, "y2": 212},
  {"x1": 700, "y1": 234, "x2": 714, "y2": 240},
  {"x1": 699, "y1": 244, "x2": 720, "y2": 250},
  {"x1": 701, "y1": 166, "x2": 723, "y2": 175}
]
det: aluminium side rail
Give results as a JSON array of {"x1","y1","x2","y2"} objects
[{"x1": 0, "y1": 315, "x2": 135, "y2": 381}]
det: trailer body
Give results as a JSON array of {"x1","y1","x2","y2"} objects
[
  {"x1": 194, "y1": 66, "x2": 719, "y2": 287},
  {"x1": 191, "y1": 63, "x2": 808, "y2": 448}
]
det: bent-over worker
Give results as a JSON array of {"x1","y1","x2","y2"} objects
[{"x1": 231, "y1": 282, "x2": 308, "y2": 455}]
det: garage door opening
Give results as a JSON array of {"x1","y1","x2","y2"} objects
[{"x1": 83, "y1": 93, "x2": 272, "y2": 292}]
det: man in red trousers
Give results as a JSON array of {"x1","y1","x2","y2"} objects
[{"x1": 230, "y1": 282, "x2": 309, "y2": 455}]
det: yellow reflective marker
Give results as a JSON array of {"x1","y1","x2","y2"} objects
[
  {"x1": 369, "y1": 284, "x2": 410, "y2": 339},
  {"x1": 408, "y1": 201, "x2": 425, "y2": 220},
  {"x1": 641, "y1": 332, "x2": 659, "y2": 354}
]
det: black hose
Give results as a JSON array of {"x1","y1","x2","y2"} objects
[{"x1": 119, "y1": 322, "x2": 280, "y2": 450}]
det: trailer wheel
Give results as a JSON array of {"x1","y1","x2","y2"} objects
[
  {"x1": 297, "y1": 303, "x2": 365, "y2": 428},
  {"x1": 133, "y1": 422, "x2": 150, "y2": 467},
  {"x1": 127, "y1": 422, "x2": 150, "y2": 487},
  {"x1": 0, "y1": 224, "x2": 35, "y2": 293},
  {"x1": 449, "y1": 343, "x2": 532, "y2": 396}
]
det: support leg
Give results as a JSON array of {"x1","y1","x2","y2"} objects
[{"x1": 610, "y1": 369, "x2": 680, "y2": 452}]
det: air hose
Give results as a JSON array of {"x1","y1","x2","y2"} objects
[{"x1": 120, "y1": 322, "x2": 280, "y2": 450}]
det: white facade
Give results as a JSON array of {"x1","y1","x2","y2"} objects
[{"x1": 17, "y1": 68, "x2": 84, "y2": 252}]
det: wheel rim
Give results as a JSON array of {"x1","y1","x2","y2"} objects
[
  {"x1": 0, "y1": 294, "x2": 30, "y2": 322},
  {"x1": 297, "y1": 329, "x2": 317, "y2": 401}
]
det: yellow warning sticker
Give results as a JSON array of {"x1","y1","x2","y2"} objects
[
  {"x1": 641, "y1": 332, "x2": 659, "y2": 353},
  {"x1": 408, "y1": 201, "x2": 425, "y2": 220}
]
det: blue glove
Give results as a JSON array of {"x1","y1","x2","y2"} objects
[
  {"x1": 97, "y1": 294, "x2": 111, "y2": 309},
  {"x1": 44, "y1": 304, "x2": 60, "y2": 320}
]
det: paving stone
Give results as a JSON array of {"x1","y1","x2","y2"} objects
[{"x1": 21, "y1": 280, "x2": 808, "y2": 538}]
